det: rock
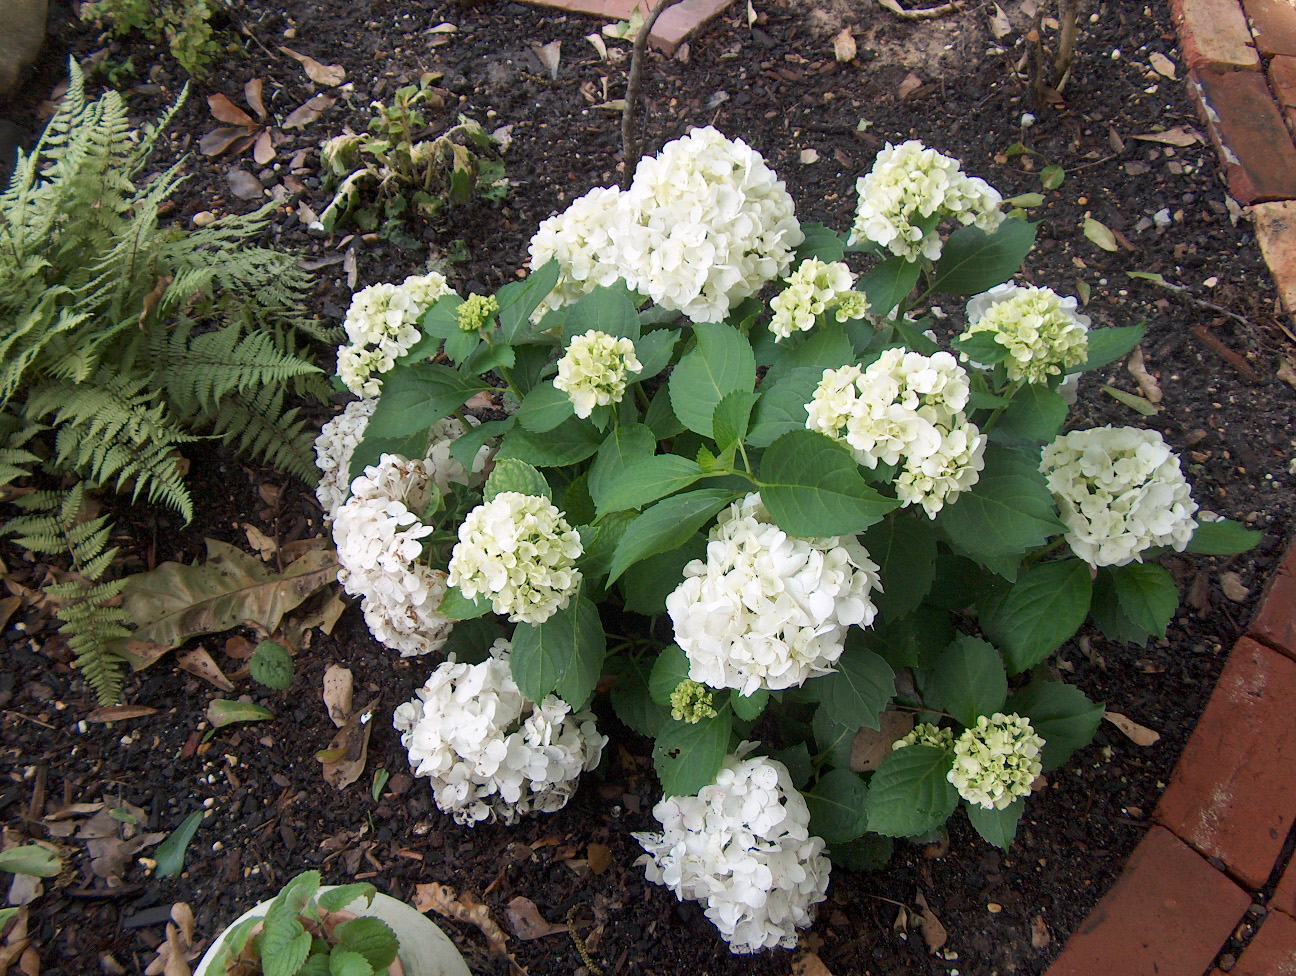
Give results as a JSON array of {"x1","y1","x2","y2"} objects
[{"x1": 0, "y1": 0, "x2": 47, "y2": 99}]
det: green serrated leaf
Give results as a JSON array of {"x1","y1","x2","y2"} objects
[
  {"x1": 858, "y1": 256, "x2": 922, "y2": 317},
  {"x1": 561, "y1": 283, "x2": 640, "y2": 343},
  {"x1": 668, "y1": 322, "x2": 756, "y2": 438},
  {"x1": 1073, "y1": 324, "x2": 1146, "y2": 372},
  {"x1": 864, "y1": 511, "x2": 936, "y2": 622},
  {"x1": 484, "y1": 458, "x2": 550, "y2": 501},
  {"x1": 261, "y1": 918, "x2": 311, "y2": 976},
  {"x1": 712, "y1": 391, "x2": 761, "y2": 452},
  {"x1": 994, "y1": 383, "x2": 1068, "y2": 448},
  {"x1": 316, "y1": 883, "x2": 377, "y2": 913},
  {"x1": 812, "y1": 706, "x2": 857, "y2": 771},
  {"x1": 365, "y1": 363, "x2": 492, "y2": 440},
  {"x1": 607, "y1": 489, "x2": 737, "y2": 584},
  {"x1": 335, "y1": 917, "x2": 399, "y2": 973},
  {"x1": 774, "y1": 743, "x2": 813, "y2": 789},
  {"x1": 588, "y1": 424, "x2": 657, "y2": 513},
  {"x1": 595, "y1": 454, "x2": 706, "y2": 515},
  {"x1": 633, "y1": 329, "x2": 681, "y2": 382},
  {"x1": 954, "y1": 331, "x2": 1012, "y2": 365},
  {"x1": 866, "y1": 744, "x2": 959, "y2": 837},
  {"x1": 327, "y1": 948, "x2": 374, "y2": 976},
  {"x1": 966, "y1": 798, "x2": 1024, "y2": 849},
  {"x1": 653, "y1": 711, "x2": 732, "y2": 797},
  {"x1": 610, "y1": 657, "x2": 671, "y2": 737},
  {"x1": 980, "y1": 558, "x2": 1092, "y2": 673},
  {"x1": 517, "y1": 381, "x2": 576, "y2": 433},
  {"x1": 928, "y1": 635, "x2": 1008, "y2": 727},
  {"x1": 1187, "y1": 519, "x2": 1263, "y2": 555},
  {"x1": 762, "y1": 321, "x2": 854, "y2": 388},
  {"x1": 1108, "y1": 562, "x2": 1178, "y2": 640},
  {"x1": 805, "y1": 768, "x2": 870, "y2": 844},
  {"x1": 648, "y1": 644, "x2": 692, "y2": 705},
  {"x1": 731, "y1": 688, "x2": 769, "y2": 721},
  {"x1": 250, "y1": 640, "x2": 294, "y2": 691},
  {"x1": 619, "y1": 535, "x2": 707, "y2": 614},
  {"x1": 1006, "y1": 681, "x2": 1103, "y2": 771},
  {"x1": 816, "y1": 645, "x2": 895, "y2": 731},
  {"x1": 450, "y1": 417, "x2": 512, "y2": 470},
  {"x1": 496, "y1": 416, "x2": 603, "y2": 467},
  {"x1": 748, "y1": 366, "x2": 821, "y2": 447},
  {"x1": 497, "y1": 259, "x2": 561, "y2": 344},
  {"x1": 937, "y1": 448, "x2": 1063, "y2": 563},
  {"x1": 795, "y1": 222, "x2": 847, "y2": 263},
  {"x1": 510, "y1": 595, "x2": 605, "y2": 707},
  {"x1": 929, "y1": 220, "x2": 1038, "y2": 296},
  {"x1": 759, "y1": 430, "x2": 900, "y2": 537}
]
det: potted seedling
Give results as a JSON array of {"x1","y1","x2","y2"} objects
[{"x1": 195, "y1": 870, "x2": 469, "y2": 976}]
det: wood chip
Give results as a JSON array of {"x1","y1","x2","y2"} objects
[
  {"x1": 833, "y1": 28, "x2": 856, "y2": 62},
  {"x1": 1220, "y1": 571, "x2": 1249, "y2": 602},
  {"x1": 322, "y1": 665, "x2": 354, "y2": 728},
  {"x1": 86, "y1": 705, "x2": 158, "y2": 723},
  {"x1": 1031, "y1": 914, "x2": 1051, "y2": 948},
  {"x1": 1126, "y1": 346, "x2": 1163, "y2": 403}
]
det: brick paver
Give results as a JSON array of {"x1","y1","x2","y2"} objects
[
  {"x1": 517, "y1": 0, "x2": 735, "y2": 53},
  {"x1": 1243, "y1": 0, "x2": 1296, "y2": 57},
  {"x1": 1248, "y1": 539, "x2": 1296, "y2": 658},
  {"x1": 1047, "y1": 826, "x2": 1250, "y2": 975},
  {"x1": 1252, "y1": 202, "x2": 1296, "y2": 312},
  {"x1": 1274, "y1": 860, "x2": 1296, "y2": 917},
  {"x1": 1156, "y1": 637, "x2": 1296, "y2": 889},
  {"x1": 1189, "y1": 68, "x2": 1296, "y2": 203},
  {"x1": 1174, "y1": 0, "x2": 1262, "y2": 69},
  {"x1": 1210, "y1": 908, "x2": 1296, "y2": 975}
]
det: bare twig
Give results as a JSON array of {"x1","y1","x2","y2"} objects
[
  {"x1": 1051, "y1": 0, "x2": 1081, "y2": 91},
  {"x1": 875, "y1": 0, "x2": 970, "y2": 20},
  {"x1": 622, "y1": 0, "x2": 685, "y2": 179},
  {"x1": 1138, "y1": 276, "x2": 1255, "y2": 330}
]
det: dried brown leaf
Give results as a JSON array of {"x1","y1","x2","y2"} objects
[
  {"x1": 1103, "y1": 710, "x2": 1160, "y2": 746},
  {"x1": 322, "y1": 665, "x2": 353, "y2": 728},
  {"x1": 252, "y1": 129, "x2": 276, "y2": 166},
  {"x1": 243, "y1": 78, "x2": 266, "y2": 119},
  {"x1": 242, "y1": 524, "x2": 277, "y2": 561},
  {"x1": 85, "y1": 704, "x2": 157, "y2": 723},
  {"x1": 533, "y1": 41, "x2": 561, "y2": 80},
  {"x1": 1148, "y1": 51, "x2": 1177, "y2": 79},
  {"x1": 282, "y1": 94, "x2": 335, "y2": 130},
  {"x1": 207, "y1": 93, "x2": 254, "y2": 127},
  {"x1": 1133, "y1": 125, "x2": 1200, "y2": 147},
  {"x1": 318, "y1": 698, "x2": 377, "y2": 790},
  {"x1": 224, "y1": 635, "x2": 256, "y2": 661},
  {"x1": 175, "y1": 646, "x2": 234, "y2": 692},
  {"x1": 897, "y1": 71, "x2": 923, "y2": 100},
  {"x1": 18, "y1": 945, "x2": 38, "y2": 976},
  {"x1": 226, "y1": 169, "x2": 264, "y2": 201},
  {"x1": 989, "y1": 3, "x2": 1011, "y2": 39},
  {"x1": 415, "y1": 882, "x2": 510, "y2": 956},
  {"x1": 505, "y1": 896, "x2": 569, "y2": 940},
  {"x1": 199, "y1": 126, "x2": 254, "y2": 158},
  {"x1": 586, "y1": 843, "x2": 612, "y2": 875},
  {"x1": 914, "y1": 891, "x2": 948, "y2": 953},
  {"x1": 1126, "y1": 346, "x2": 1163, "y2": 403},
  {"x1": 0, "y1": 939, "x2": 31, "y2": 974},
  {"x1": 792, "y1": 952, "x2": 835, "y2": 976},
  {"x1": 0, "y1": 596, "x2": 20, "y2": 631},
  {"x1": 851, "y1": 710, "x2": 915, "y2": 772},
  {"x1": 278, "y1": 46, "x2": 346, "y2": 86}
]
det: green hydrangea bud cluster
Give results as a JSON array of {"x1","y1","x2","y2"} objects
[
  {"x1": 891, "y1": 722, "x2": 955, "y2": 752},
  {"x1": 670, "y1": 680, "x2": 717, "y2": 724},
  {"x1": 456, "y1": 293, "x2": 500, "y2": 332},
  {"x1": 948, "y1": 713, "x2": 1044, "y2": 810}
]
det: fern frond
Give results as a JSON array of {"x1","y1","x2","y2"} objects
[
  {"x1": 208, "y1": 385, "x2": 319, "y2": 484},
  {"x1": 46, "y1": 577, "x2": 132, "y2": 705}
]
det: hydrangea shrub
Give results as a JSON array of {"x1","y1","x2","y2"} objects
[{"x1": 315, "y1": 129, "x2": 1262, "y2": 954}]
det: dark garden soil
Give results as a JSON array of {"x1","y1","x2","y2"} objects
[{"x1": 3, "y1": 1, "x2": 1296, "y2": 974}]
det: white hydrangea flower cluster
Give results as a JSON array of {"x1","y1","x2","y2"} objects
[
  {"x1": 553, "y1": 330, "x2": 643, "y2": 418},
  {"x1": 892, "y1": 722, "x2": 955, "y2": 752},
  {"x1": 336, "y1": 272, "x2": 457, "y2": 397},
  {"x1": 947, "y1": 713, "x2": 1045, "y2": 811},
  {"x1": 806, "y1": 349, "x2": 987, "y2": 517},
  {"x1": 962, "y1": 283, "x2": 1091, "y2": 383},
  {"x1": 447, "y1": 492, "x2": 583, "y2": 624},
  {"x1": 1040, "y1": 426, "x2": 1199, "y2": 567},
  {"x1": 768, "y1": 259, "x2": 868, "y2": 340},
  {"x1": 666, "y1": 492, "x2": 881, "y2": 696},
  {"x1": 528, "y1": 185, "x2": 628, "y2": 319},
  {"x1": 333, "y1": 453, "x2": 452, "y2": 657},
  {"x1": 314, "y1": 406, "x2": 489, "y2": 524},
  {"x1": 393, "y1": 638, "x2": 607, "y2": 825},
  {"x1": 633, "y1": 746, "x2": 830, "y2": 954},
  {"x1": 529, "y1": 127, "x2": 804, "y2": 324},
  {"x1": 848, "y1": 140, "x2": 1004, "y2": 262}
]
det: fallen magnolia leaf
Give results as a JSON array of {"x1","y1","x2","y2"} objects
[
  {"x1": 851, "y1": 710, "x2": 916, "y2": 772},
  {"x1": 586, "y1": 842, "x2": 612, "y2": 875},
  {"x1": 533, "y1": 40, "x2": 561, "y2": 80},
  {"x1": 206, "y1": 699, "x2": 275, "y2": 728},
  {"x1": 1082, "y1": 213, "x2": 1118, "y2": 252},
  {"x1": 317, "y1": 698, "x2": 378, "y2": 790},
  {"x1": 415, "y1": 883, "x2": 510, "y2": 957},
  {"x1": 505, "y1": 896, "x2": 569, "y2": 941},
  {"x1": 226, "y1": 168, "x2": 264, "y2": 200},
  {"x1": 242, "y1": 523, "x2": 277, "y2": 560},
  {"x1": 279, "y1": 46, "x2": 346, "y2": 86},
  {"x1": 323, "y1": 665, "x2": 353, "y2": 729},
  {"x1": 1220, "y1": 571, "x2": 1250, "y2": 602},
  {"x1": 1133, "y1": 125, "x2": 1200, "y2": 147},
  {"x1": 282, "y1": 94, "x2": 336, "y2": 130},
  {"x1": 914, "y1": 891, "x2": 948, "y2": 954},
  {"x1": 85, "y1": 704, "x2": 158, "y2": 723},
  {"x1": 1148, "y1": 51, "x2": 1177, "y2": 79},
  {"x1": 1126, "y1": 346, "x2": 1163, "y2": 403},
  {"x1": 833, "y1": 28, "x2": 856, "y2": 62},
  {"x1": 792, "y1": 951, "x2": 835, "y2": 975},
  {"x1": 175, "y1": 646, "x2": 234, "y2": 692},
  {"x1": 1103, "y1": 710, "x2": 1160, "y2": 746}
]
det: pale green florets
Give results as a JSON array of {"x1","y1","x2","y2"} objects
[
  {"x1": 553, "y1": 330, "x2": 643, "y2": 419},
  {"x1": 961, "y1": 283, "x2": 1090, "y2": 383},
  {"x1": 892, "y1": 722, "x2": 955, "y2": 751},
  {"x1": 768, "y1": 259, "x2": 867, "y2": 340},
  {"x1": 947, "y1": 713, "x2": 1044, "y2": 811},
  {"x1": 457, "y1": 293, "x2": 500, "y2": 332},
  {"x1": 670, "y1": 680, "x2": 718, "y2": 724}
]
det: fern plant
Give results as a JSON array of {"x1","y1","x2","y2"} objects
[{"x1": 0, "y1": 63, "x2": 334, "y2": 703}]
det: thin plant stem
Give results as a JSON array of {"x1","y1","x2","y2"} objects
[{"x1": 621, "y1": 0, "x2": 685, "y2": 181}]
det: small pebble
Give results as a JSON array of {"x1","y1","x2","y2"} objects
[{"x1": 191, "y1": 211, "x2": 216, "y2": 227}]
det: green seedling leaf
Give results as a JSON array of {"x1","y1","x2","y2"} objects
[
  {"x1": 260, "y1": 916, "x2": 311, "y2": 976},
  {"x1": 1082, "y1": 214, "x2": 1119, "y2": 252},
  {"x1": 335, "y1": 916, "x2": 400, "y2": 972},
  {"x1": 0, "y1": 844, "x2": 60, "y2": 878},
  {"x1": 317, "y1": 882, "x2": 377, "y2": 913},
  {"x1": 153, "y1": 810, "x2": 204, "y2": 879},
  {"x1": 371, "y1": 767, "x2": 391, "y2": 802},
  {"x1": 250, "y1": 640, "x2": 294, "y2": 691},
  {"x1": 323, "y1": 949, "x2": 371, "y2": 976},
  {"x1": 207, "y1": 699, "x2": 275, "y2": 728}
]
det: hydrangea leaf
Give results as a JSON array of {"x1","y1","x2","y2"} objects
[
  {"x1": 365, "y1": 363, "x2": 493, "y2": 440},
  {"x1": 759, "y1": 430, "x2": 900, "y2": 537},
  {"x1": 606, "y1": 489, "x2": 737, "y2": 584},
  {"x1": 559, "y1": 472, "x2": 597, "y2": 526},
  {"x1": 574, "y1": 510, "x2": 635, "y2": 582},
  {"x1": 588, "y1": 424, "x2": 658, "y2": 512},
  {"x1": 561, "y1": 283, "x2": 640, "y2": 343},
  {"x1": 827, "y1": 833, "x2": 894, "y2": 871},
  {"x1": 496, "y1": 416, "x2": 603, "y2": 467},
  {"x1": 610, "y1": 657, "x2": 671, "y2": 737},
  {"x1": 437, "y1": 586, "x2": 492, "y2": 621},
  {"x1": 648, "y1": 644, "x2": 692, "y2": 705},
  {"x1": 804, "y1": 768, "x2": 870, "y2": 844},
  {"x1": 510, "y1": 594, "x2": 606, "y2": 708},
  {"x1": 1071, "y1": 324, "x2": 1145, "y2": 373},
  {"x1": 980, "y1": 558, "x2": 1092, "y2": 674},
  {"x1": 1186, "y1": 519, "x2": 1263, "y2": 555},
  {"x1": 440, "y1": 616, "x2": 501, "y2": 664},
  {"x1": 762, "y1": 321, "x2": 854, "y2": 388},
  {"x1": 992, "y1": 383, "x2": 1068, "y2": 447},
  {"x1": 668, "y1": 322, "x2": 756, "y2": 438},
  {"x1": 712, "y1": 392, "x2": 761, "y2": 452},
  {"x1": 618, "y1": 534, "x2": 707, "y2": 614},
  {"x1": 936, "y1": 447, "x2": 1064, "y2": 565},
  {"x1": 865, "y1": 744, "x2": 959, "y2": 838},
  {"x1": 795, "y1": 222, "x2": 847, "y2": 263},
  {"x1": 449, "y1": 417, "x2": 513, "y2": 470},
  {"x1": 747, "y1": 366, "x2": 821, "y2": 448},
  {"x1": 857, "y1": 256, "x2": 921, "y2": 318},
  {"x1": 644, "y1": 383, "x2": 686, "y2": 439},
  {"x1": 812, "y1": 706, "x2": 857, "y2": 771},
  {"x1": 416, "y1": 293, "x2": 467, "y2": 341},
  {"x1": 335, "y1": 917, "x2": 399, "y2": 972},
  {"x1": 484, "y1": 458, "x2": 550, "y2": 502},
  {"x1": 1006, "y1": 681, "x2": 1103, "y2": 772},
  {"x1": 815, "y1": 642, "x2": 894, "y2": 731},
  {"x1": 634, "y1": 329, "x2": 680, "y2": 383},
  {"x1": 346, "y1": 429, "x2": 430, "y2": 486},
  {"x1": 928, "y1": 219, "x2": 1038, "y2": 297},
  {"x1": 863, "y1": 510, "x2": 937, "y2": 622},
  {"x1": 652, "y1": 710, "x2": 732, "y2": 797},
  {"x1": 952, "y1": 330, "x2": 1011, "y2": 365},
  {"x1": 927, "y1": 635, "x2": 1008, "y2": 728},
  {"x1": 596, "y1": 454, "x2": 706, "y2": 516},
  {"x1": 496, "y1": 258, "x2": 561, "y2": 344},
  {"x1": 731, "y1": 688, "x2": 769, "y2": 721},
  {"x1": 860, "y1": 609, "x2": 955, "y2": 672},
  {"x1": 774, "y1": 742, "x2": 813, "y2": 789},
  {"x1": 965, "y1": 797, "x2": 1024, "y2": 850},
  {"x1": 517, "y1": 381, "x2": 575, "y2": 433},
  {"x1": 1108, "y1": 562, "x2": 1178, "y2": 641}
]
